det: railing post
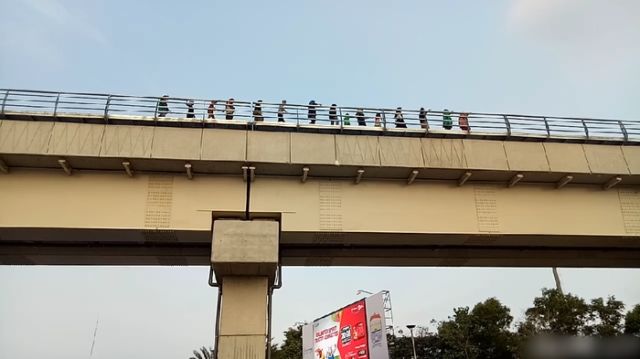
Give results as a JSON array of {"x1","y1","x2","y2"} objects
[
  {"x1": 543, "y1": 117, "x2": 550, "y2": 138},
  {"x1": 619, "y1": 121, "x2": 629, "y2": 143},
  {"x1": 103, "y1": 95, "x2": 112, "y2": 123},
  {"x1": 581, "y1": 119, "x2": 589, "y2": 140},
  {"x1": 0, "y1": 90, "x2": 9, "y2": 115},
  {"x1": 424, "y1": 110, "x2": 430, "y2": 137},
  {"x1": 153, "y1": 96, "x2": 159, "y2": 122},
  {"x1": 381, "y1": 110, "x2": 387, "y2": 131},
  {"x1": 53, "y1": 93, "x2": 61, "y2": 118},
  {"x1": 503, "y1": 115, "x2": 511, "y2": 137},
  {"x1": 339, "y1": 107, "x2": 344, "y2": 133},
  {"x1": 296, "y1": 108, "x2": 299, "y2": 128}
]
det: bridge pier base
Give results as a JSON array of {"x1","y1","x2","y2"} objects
[{"x1": 211, "y1": 219, "x2": 280, "y2": 359}]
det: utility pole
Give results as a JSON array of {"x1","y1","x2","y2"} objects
[
  {"x1": 89, "y1": 317, "x2": 99, "y2": 358},
  {"x1": 406, "y1": 325, "x2": 417, "y2": 359},
  {"x1": 552, "y1": 267, "x2": 563, "y2": 294}
]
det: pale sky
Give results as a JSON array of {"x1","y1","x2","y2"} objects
[{"x1": 1, "y1": 1, "x2": 640, "y2": 358}]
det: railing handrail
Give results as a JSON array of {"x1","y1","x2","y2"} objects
[
  {"x1": 1, "y1": 88, "x2": 636, "y2": 123},
  {"x1": 1, "y1": 88, "x2": 638, "y2": 143}
]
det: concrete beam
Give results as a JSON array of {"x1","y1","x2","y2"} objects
[
  {"x1": 122, "y1": 161, "x2": 133, "y2": 177},
  {"x1": 508, "y1": 173, "x2": 524, "y2": 188},
  {"x1": 556, "y1": 175, "x2": 573, "y2": 189},
  {"x1": 603, "y1": 176, "x2": 622, "y2": 190},
  {"x1": 2, "y1": 120, "x2": 638, "y2": 184},
  {"x1": 211, "y1": 219, "x2": 279, "y2": 283},
  {"x1": 407, "y1": 170, "x2": 419, "y2": 185},
  {"x1": 458, "y1": 171, "x2": 472, "y2": 186},
  {"x1": 57, "y1": 159, "x2": 72, "y2": 175},
  {"x1": 355, "y1": 169, "x2": 365, "y2": 184}
]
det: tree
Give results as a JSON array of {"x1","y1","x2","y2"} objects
[
  {"x1": 390, "y1": 327, "x2": 444, "y2": 359},
  {"x1": 270, "y1": 343, "x2": 283, "y2": 359},
  {"x1": 437, "y1": 298, "x2": 515, "y2": 359},
  {"x1": 276, "y1": 324, "x2": 303, "y2": 359},
  {"x1": 520, "y1": 288, "x2": 589, "y2": 336},
  {"x1": 438, "y1": 307, "x2": 477, "y2": 359},
  {"x1": 189, "y1": 346, "x2": 213, "y2": 359},
  {"x1": 585, "y1": 296, "x2": 625, "y2": 336},
  {"x1": 625, "y1": 304, "x2": 640, "y2": 336},
  {"x1": 468, "y1": 298, "x2": 516, "y2": 359}
]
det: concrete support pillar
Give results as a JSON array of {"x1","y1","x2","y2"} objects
[
  {"x1": 211, "y1": 219, "x2": 279, "y2": 359},
  {"x1": 217, "y1": 276, "x2": 268, "y2": 359}
]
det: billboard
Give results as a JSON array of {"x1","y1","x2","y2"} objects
[
  {"x1": 365, "y1": 292, "x2": 389, "y2": 359},
  {"x1": 303, "y1": 292, "x2": 389, "y2": 359}
]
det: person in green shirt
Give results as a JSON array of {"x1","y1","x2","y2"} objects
[
  {"x1": 443, "y1": 109, "x2": 453, "y2": 130},
  {"x1": 343, "y1": 112, "x2": 351, "y2": 126}
]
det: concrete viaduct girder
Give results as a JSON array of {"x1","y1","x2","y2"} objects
[
  {"x1": 1, "y1": 118, "x2": 639, "y2": 267},
  {"x1": 0, "y1": 170, "x2": 638, "y2": 267}
]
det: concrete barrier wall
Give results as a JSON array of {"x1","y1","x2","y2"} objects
[{"x1": 1, "y1": 120, "x2": 639, "y2": 176}]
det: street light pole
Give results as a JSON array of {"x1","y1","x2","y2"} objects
[
  {"x1": 356, "y1": 289, "x2": 374, "y2": 295},
  {"x1": 406, "y1": 325, "x2": 417, "y2": 359}
]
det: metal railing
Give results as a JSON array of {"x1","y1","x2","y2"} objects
[{"x1": 1, "y1": 88, "x2": 638, "y2": 143}]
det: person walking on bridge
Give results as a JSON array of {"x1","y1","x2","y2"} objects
[
  {"x1": 225, "y1": 98, "x2": 235, "y2": 120},
  {"x1": 207, "y1": 100, "x2": 217, "y2": 119},
  {"x1": 394, "y1": 107, "x2": 406, "y2": 128},
  {"x1": 157, "y1": 95, "x2": 169, "y2": 117},
  {"x1": 253, "y1": 100, "x2": 264, "y2": 122},
  {"x1": 419, "y1": 107, "x2": 428, "y2": 129},
  {"x1": 343, "y1": 112, "x2": 351, "y2": 126},
  {"x1": 329, "y1": 104, "x2": 338, "y2": 125},
  {"x1": 277, "y1": 100, "x2": 287, "y2": 122},
  {"x1": 459, "y1": 112, "x2": 470, "y2": 131},
  {"x1": 356, "y1": 108, "x2": 366, "y2": 126},
  {"x1": 443, "y1": 109, "x2": 453, "y2": 130},
  {"x1": 186, "y1": 99, "x2": 195, "y2": 118},
  {"x1": 374, "y1": 112, "x2": 382, "y2": 127},
  {"x1": 308, "y1": 100, "x2": 319, "y2": 124}
]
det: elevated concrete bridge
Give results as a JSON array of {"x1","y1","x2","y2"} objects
[
  {"x1": 1, "y1": 90, "x2": 639, "y2": 267},
  {"x1": 2, "y1": 89, "x2": 640, "y2": 359}
]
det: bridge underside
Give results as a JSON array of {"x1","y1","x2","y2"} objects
[
  {"x1": 1, "y1": 169, "x2": 638, "y2": 267},
  {"x1": 1, "y1": 233, "x2": 639, "y2": 267}
]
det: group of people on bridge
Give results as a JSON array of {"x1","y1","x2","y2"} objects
[{"x1": 156, "y1": 96, "x2": 470, "y2": 130}]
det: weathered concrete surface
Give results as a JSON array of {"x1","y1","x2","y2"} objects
[
  {"x1": 290, "y1": 132, "x2": 336, "y2": 165},
  {"x1": 1, "y1": 120, "x2": 639, "y2": 183},
  {"x1": 211, "y1": 219, "x2": 279, "y2": 281},
  {"x1": 48, "y1": 122, "x2": 105, "y2": 156},
  {"x1": 217, "y1": 276, "x2": 269, "y2": 359},
  {"x1": 583, "y1": 144, "x2": 630, "y2": 174},
  {"x1": 201, "y1": 129, "x2": 246, "y2": 161},
  {"x1": 463, "y1": 139, "x2": 509, "y2": 171},
  {"x1": 151, "y1": 127, "x2": 202, "y2": 160},
  {"x1": 421, "y1": 138, "x2": 467, "y2": 169},
  {"x1": 504, "y1": 142, "x2": 550, "y2": 172},
  {"x1": 247, "y1": 131, "x2": 289, "y2": 163},
  {"x1": 0, "y1": 120, "x2": 54, "y2": 154},
  {"x1": 101, "y1": 124, "x2": 154, "y2": 158},
  {"x1": 543, "y1": 142, "x2": 591, "y2": 174},
  {"x1": 1, "y1": 169, "x2": 639, "y2": 267}
]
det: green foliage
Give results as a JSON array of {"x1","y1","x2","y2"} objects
[
  {"x1": 625, "y1": 304, "x2": 640, "y2": 336},
  {"x1": 520, "y1": 288, "x2": 590, "y2": 336},
  {"x1": 390, "y1": 328, "x2": 444, "y2": 359},
  {"x1": 271, "y1": 324, "x2": 304, "y2": 359},
  {"x1": 189, "y1": 346, "x2": 213, "y2": 359},
  {"x1": 437, "y1": 298, "x2": 516, "y2": 359},
  {"x1": 585, "y1": 296, "x2": 625, "y2": 336}
]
